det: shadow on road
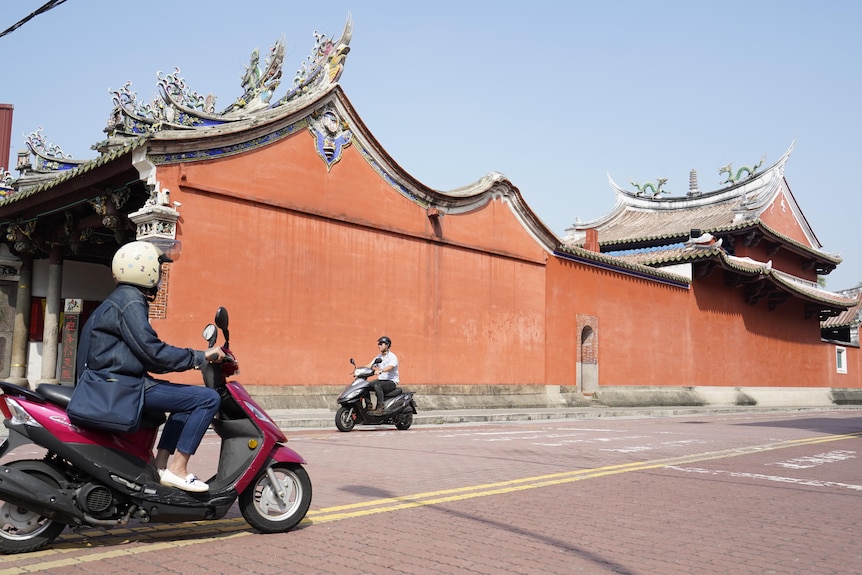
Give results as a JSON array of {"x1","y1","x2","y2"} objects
[{"x1": 733, "y1": 416, "x2": 862, "y2": 435}]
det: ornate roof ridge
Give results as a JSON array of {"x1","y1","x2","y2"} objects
[
  {"x1": 614, "y1": 142, "x2": 792, "y2": 208},
  {"x1": 146, "y1": 82, "x2": 339, "y2": 146},
  {"x1": 568, "y1": 143, "x2": 795, "y2": 237},
  {"x1": 101, "y1": 15, "x2": 352, "y2": 142},
  {"x1": 8, "y1": 14, "x2": 354, "y2": 184},
  {"x1": 443, "y1": 171, "x2": 508, "y2": 198}
]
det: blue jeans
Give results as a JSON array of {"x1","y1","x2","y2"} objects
[{"x1": 144, "y1": 382, "x2": 220, "y2": 455}]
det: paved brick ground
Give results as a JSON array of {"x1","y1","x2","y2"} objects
[{"x1": 0, "y1": 409, "x2": 860, "y2": 574}]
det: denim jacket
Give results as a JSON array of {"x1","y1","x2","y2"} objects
[{"x1": 77, "y1": 284, "x2": 205, "y2": 384}]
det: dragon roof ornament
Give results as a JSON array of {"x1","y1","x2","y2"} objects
[
  {"x1": 602, "y1": 144, "x2": 795, "y2": 212},
  {"x1": 103, "y1": 14, "x2": 353, "y2": 139},
  {"x1": 23, "y1": 127, "x2": 87, "y2": 173},
  {"x1": 614, "y1": 152, "x2": 770, "y2": 202}
]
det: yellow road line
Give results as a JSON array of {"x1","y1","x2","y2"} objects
[
  {"x1": 2, "y1": 431, "x2": 859, "y2": 573},
  {"x1": 304, "y1": 432, "x2": 862, "y2": 522}
]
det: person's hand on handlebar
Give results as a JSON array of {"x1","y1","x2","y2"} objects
[{"x1": 204, "y1": 346, "x2": 226, "y2": 363}]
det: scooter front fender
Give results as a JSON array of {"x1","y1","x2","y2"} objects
[
  {"x1": 270, "y1": 444, "x2": 306, "y2": 465},
  {"x1": 338, "y1": 379, "x2": 370, "y2": 403}
]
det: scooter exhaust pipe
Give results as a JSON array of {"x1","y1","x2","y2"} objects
[{"x1": 0, "y1": 465, "x2": 85, "y2": 525}]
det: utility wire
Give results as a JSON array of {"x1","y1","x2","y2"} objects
[{"x1": 0, "y1": 0, "x2": 68, "y2": 39}]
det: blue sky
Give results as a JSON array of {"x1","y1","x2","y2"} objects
[{"x1": 2, "y1": 1, "x2": 860, "y2": 289}]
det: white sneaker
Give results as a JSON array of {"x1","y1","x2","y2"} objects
[{"x1": 160, "y1": 469, "x2": 209, "y2": 492}]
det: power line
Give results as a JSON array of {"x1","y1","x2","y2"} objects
[{"x1": 0, "y1": 0, "x2": 68, "y2": 39}]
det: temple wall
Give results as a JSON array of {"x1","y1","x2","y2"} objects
[
  {"x1": 545, "y1": 256, "x2": 857, "y2": 394},
  {"x1": 15, "y1": 130, "x2": 857, "y2": 405},
  {"x1": 148, "y1": 131, "x2": 548, "y2": 388}
]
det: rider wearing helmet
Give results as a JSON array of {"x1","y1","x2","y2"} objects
[
  {"x1": 79, "y1": 240, "x2": 225, "y2": 492},
  {"x1": 366, "y1": 336, "x2": 399, "y2": 415}
]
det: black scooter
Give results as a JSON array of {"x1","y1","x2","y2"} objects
[{"x1": 335, "y1": 358, "x2": 417, "y2": 432}]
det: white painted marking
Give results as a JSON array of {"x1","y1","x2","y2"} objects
[
  {"x1": 666, "y1": 465, "x2": 862, "y2": 491},
  {"x1": 661, "y1": 439, "x2": 709, "y2": 447},
  {"x1": 440, "y1": 427, "x2": 634, "y2": 439},
  {"x1": 602, "y1": 446, "x2": 654, "y2": 453},
  {"x1": 769, "y1": 450, "x2": 855, "y2": 469}
]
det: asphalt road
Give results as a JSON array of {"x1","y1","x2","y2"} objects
[{"x1": 1, "y1": 409, "x2": 860, "y2": 574}]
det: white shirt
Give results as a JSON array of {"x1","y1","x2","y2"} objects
[{"x1": 375, "y1": 351, "x2": 399, "y2": 383}]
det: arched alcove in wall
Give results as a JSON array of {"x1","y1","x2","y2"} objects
[{"x1": 577, "y1": 317, "x2": 598, "y2": 394}]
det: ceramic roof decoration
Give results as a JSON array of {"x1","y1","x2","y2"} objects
[
  {"x1": 5, "y1": 15, "x2": 354, "y2": 198},
  {"x1": 0, "y1": 17, "x2": 853, "y2": 326},
  {"x1": 102, "y1": 15, "x2": 353, "y2": 141},
  {"x1": 564, "y1": 142, "x2": 840, "y2": 268},
  {"x1": 558, "y1": 141, "x2": 855, "y2": 321}
]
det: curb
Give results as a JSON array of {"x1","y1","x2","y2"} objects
[{"x1": 270, "y1": 404, "x2": 862, "y2": 431}]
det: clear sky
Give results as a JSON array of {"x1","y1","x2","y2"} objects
[{"x1": 2, "y1": 1, "x2": 860, "y2": 289}]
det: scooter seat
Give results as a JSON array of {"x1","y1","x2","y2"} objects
[
  {"x1": 36, "y1": 383, "x2": 73, "y2": 407},
  {"x1": 384, "y1": 387, "x2": 402, "y2": 398},
  {"x1": 37, "y1": 383, "x2": 166, "y2": 429}
]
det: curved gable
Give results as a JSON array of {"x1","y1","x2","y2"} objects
[{"x1": 759, "y1": 182, "x2": 820, "y2": 249}]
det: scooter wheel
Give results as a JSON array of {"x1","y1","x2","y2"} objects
[
  {"x1": 0, "y1": 461, "x2": 67, "y2": 554},
  {"x1": 395, "y1": 412, "x2": 413, "y2": 430},
  {"x1": 335, "y1": 406, "x2": 356, "y2": 432},
  {"x1": 239, "y1": 462, "x2": 312, "y2": 533}
]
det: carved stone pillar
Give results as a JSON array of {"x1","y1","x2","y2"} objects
[
  {"x1": 6, "y1": 255, "x2": 31, "y2": 386},
  {"x1": 38, "y1": 246, "x2": 62, "y2": 384}
]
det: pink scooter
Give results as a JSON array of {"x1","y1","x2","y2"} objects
[{"x1": 0, "y1": 307, "x2": 311, "y2": 554}]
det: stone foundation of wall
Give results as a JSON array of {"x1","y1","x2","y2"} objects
[{"x1": 244, "y1": 384, "x2": 862, "y2": 410}]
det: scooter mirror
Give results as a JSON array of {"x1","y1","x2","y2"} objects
[
  {"x1": 215, "y1": 307, "x2": 229, "y2": 344},
  {"x1": 203, "y1": 324, "x2": 217, "y2": 347},
  {"x1": 215, "y1": 307, "x2": 229, "y2": 330}
]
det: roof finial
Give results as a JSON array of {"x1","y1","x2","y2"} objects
[{"x1": 688, "y1": 169, "x2": 701, "y2": 196}]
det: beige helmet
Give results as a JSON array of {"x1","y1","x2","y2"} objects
[{"x1": 111, "y1": 241, "x2": 170, "y2": 289}]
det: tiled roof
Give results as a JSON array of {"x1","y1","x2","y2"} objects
[
  {"x1": 768, "y1": 270, "x2": 856, "y2": 307},
  {"x1": 564, "y1": 146, "x2": 840, "y2": 267},
  {"x1": 579, "y1": 200, "x2": 738, "y2": 245},
  {"x1": 606, "y1": 242, "x2": 722, "y2": 266},
  {"x1": 821, "y1": 290, "x2": 862, "y2": 328},
  {"x1": 590, "y1": 214, "x2": 840, "y2": 266},
  {"x1": 554, "y1": 244, "x2": 691, "y2": 287},
  {"x1": 0, "y1": 137, "x2": 146, "y2": 209},
  {"x1": 605, "y1": 241, "x2": 854, "y2": 310}
]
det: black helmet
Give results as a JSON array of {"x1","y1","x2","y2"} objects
[{"x1": 377, "y1": 336, "x2": 391, "y2": 346}]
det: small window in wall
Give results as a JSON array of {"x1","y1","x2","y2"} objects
[{"x1": 836, "y1": 346, "x2": 847, "y2": 374}]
